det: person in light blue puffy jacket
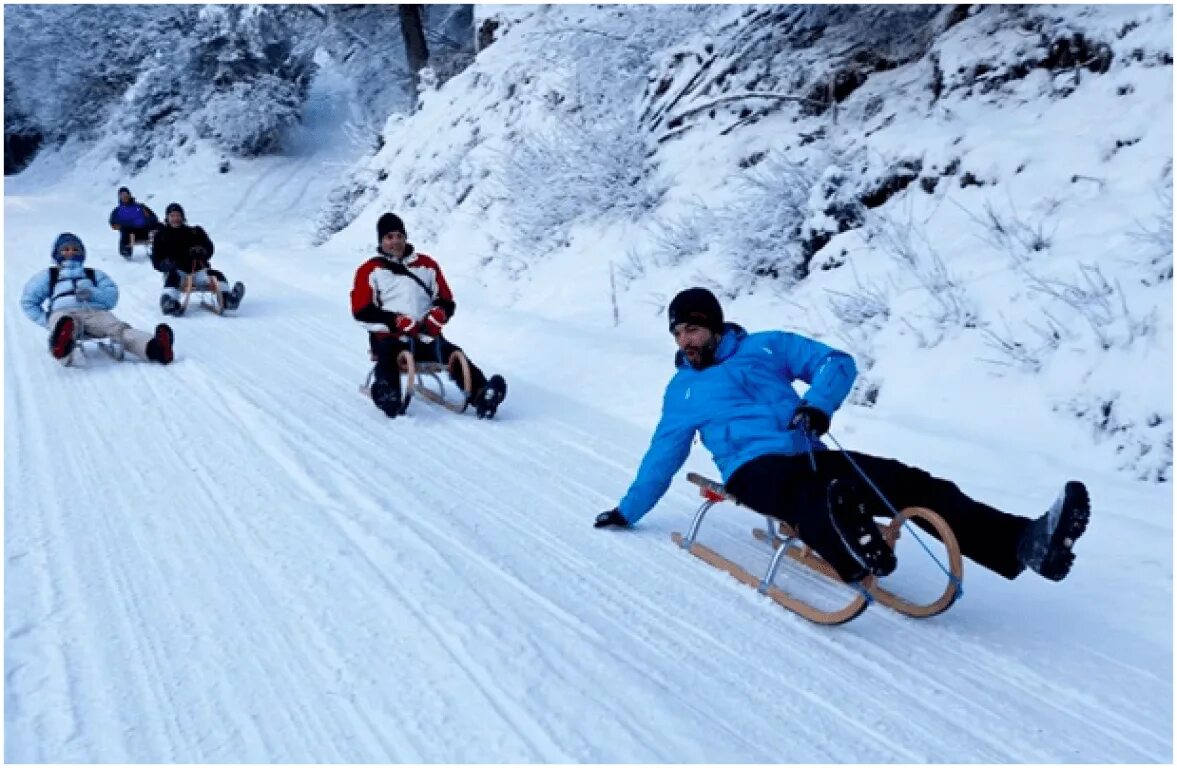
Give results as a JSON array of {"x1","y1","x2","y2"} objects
[
  {"x1": 594, "y1": 287, "x2": 1091, "y2": 586},
  {"x1": 21, "y1": 233, "x2": 175, "y2": 366}
]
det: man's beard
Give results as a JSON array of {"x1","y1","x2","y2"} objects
[{"x1": 684, "y1": 335, "x2": 718, "y2": 369}]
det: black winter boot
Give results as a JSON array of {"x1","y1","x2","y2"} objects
[
  {"x1": 1018, "y1": 481, "x2": 1090, "y2": 581},
  {"x1": 50, "y1": 316, "x2": 76, "y2": 359},
  {"x1": 160, "y1": 294, "x2": 182, "y2": 316},
  {"x1": 474, "y1": 374, "x2": 507, "y2": 419},
  {"x1": 145, "y1": 323, "x2": 174, "y2": 365},
  {"x1": 827, "y1": 478, "x2": 897, "y2": 580},
  {"x1": 223, "y1": 282, "x2": 246, "y2": 311},
  {"x1": 371, "y1": 373, "x2": 403, "y2": 418}
]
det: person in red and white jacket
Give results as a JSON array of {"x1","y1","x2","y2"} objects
[{"x1": 350, "y1": 212, "x2": 507, "y2": 419}]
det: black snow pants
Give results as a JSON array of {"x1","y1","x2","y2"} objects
[
  {"x1": 725, "y1": 451, "x2": 1032, "y2": 580},
  {"x1": 118, "y1": 224, "x2": 161, "y2": 252},
  {"x1": 370, "y1": 333, "x2": 488, "y2": 399}
]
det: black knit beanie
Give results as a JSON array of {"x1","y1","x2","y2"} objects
[
  {"x1": 668, "y1": 287, "x2": 724, "y2": 334},
  {"x1": 165, "y1": 202, "x2": 185, "y2": 220},
  {"x1": 378, "y1": 213, "x2": 406, "y2": 241}
]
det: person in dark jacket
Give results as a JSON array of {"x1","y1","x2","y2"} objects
[
  {"x1": 593, "y1": 287, "x2": 1091, "y2": 586},
  {"x1": 151, "y1": 203, "x2": 245, "y2": 315},
  {"x1": 108, "y1": 186, "x2": 161, "y2": 258},
  {"x1": 350, "y1": 212, "x2": 507, "y2": 419}
]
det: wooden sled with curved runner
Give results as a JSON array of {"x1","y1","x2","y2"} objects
[
  {"x1": 358, "y1": 346, "x2": 474, "y2": 415},
  {"x1": 62, "y1": 328, "x2": 126, "y2": 367},
  {"x1": 122, "y1": 232, "x2": 154, "y2": 262},
  {"x1": 671, "y1": 472, "x2": 964, "y2": 626},
  {"x1": 179, "y1": 259, "x2": 224, "y2": 316}
]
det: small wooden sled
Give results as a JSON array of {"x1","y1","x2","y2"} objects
[
  {"x1": 358, "y1": 346, "x2": 474, "y2": 415},
  {"x1": 179, "y1": 260, "x2": 224, "y2": 316},
  {"x1": 64, "y1": 330, "x2": 125, "y2": 367},
  {"x1": 123, "y1": 233, "x2": 153, "y2": 262},
  {"x1": 671, "y1": 472, "x2": 963, "y2": 625}
]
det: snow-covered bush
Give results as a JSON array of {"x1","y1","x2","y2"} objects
[
  {"x1": 179, "y1": 6, "x2": 316, "y2": 157},
  {"x1": 5, "y1": 4, "x2": 472, "y2": 171},
  {"x1": 498, "y1": 108, "x2": 655, "y2": 256},
  {"x1": 3, "y1": 5, "x2": 166, "y2": 144},
  {"x1": 1130, "y1": 162, "x2": 1174, "y2": 286},
  {"x1": 863, "y1": 207, "x2": 978, "y2": 335},
  {"x1": 493, "y1": 6, "x2": 710, "y2": 259},
  {"x1": 713, "y1": 151, "x2": 821, "y2": 286}
]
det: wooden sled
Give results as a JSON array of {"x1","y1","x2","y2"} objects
[
  {"x1": 179, "y1": 260, "x2": 224, "y2": 316},
  {"x1": 671, "y1": 472, "x2": 963, "y2": 625},
  {"x1": 123, "y1": 233, "x2": 153, "y2": 262},
  {"x1": 358, "y1": 347, "x2": 473, "y2": 415},
  {"x1": 64, "y1": 330, "x2": 125, "y2": 367}
]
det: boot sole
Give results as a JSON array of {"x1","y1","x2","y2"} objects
[
  {"x1": 153, "y1": 325, "x2": 174, "y2": 364},
  {"x1": 827, "y1": 480, "x2": 897, "y2": 579},
  {"x1": 476, "y1": 376, "x2": 507, "y2": 419},
  {"x1": 371, "y1": 378, "x2": 403, "y2": 418},
  {"x1": 1039, "y1": 481, "x2": 1090, "y2": 580},
  {"x1": 51, "y1": 317, "x2": 76, "y2": 359}
]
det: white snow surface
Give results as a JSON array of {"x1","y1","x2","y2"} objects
[{"x1": 4, "y1": 12, "x2": 1173, "y2": 764}]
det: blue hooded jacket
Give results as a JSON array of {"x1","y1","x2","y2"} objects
[
  {"x1": 617, "y1": 323, "x2": 857, "y2": 525},
  {"x1": 109, "y1": 194, "x2": 157, "y2": 229},
  {"x1": 21, "y1": 233, "x2": 120, "y2": 327}
]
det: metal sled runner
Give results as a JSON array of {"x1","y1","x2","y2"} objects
[
  {"x1": 359, "y1": 346, "x2": 474, "y2": 415},
  {"x1": 671, "y1": 472, "x2": 964, "y2": 625}
]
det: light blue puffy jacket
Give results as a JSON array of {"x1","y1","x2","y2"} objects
[
  {"x1": 618, "y1": 323, "x2": 857, "y2": 524},
  {"x1": 21, "y1": 234, "x2": 120, "y2": 327}
]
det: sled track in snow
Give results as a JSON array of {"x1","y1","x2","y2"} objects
[{"x1": 6, "y1": 218, "x2": 1171, "y2": 760}]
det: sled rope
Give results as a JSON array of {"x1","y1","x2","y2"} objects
[{"x1": 824, "y1": 431, "x2": 963, "y2": 595}]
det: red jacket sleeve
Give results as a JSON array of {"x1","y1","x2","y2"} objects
[
  {"x1": 351, "y1": 259, "x2": 380, "y2": 319},
  {"x1": 414, "y1": 253, "x2": 456, "y2": 319}
]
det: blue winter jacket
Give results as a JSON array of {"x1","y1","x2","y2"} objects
[
  {"x1": 109, "y1": 201, "x2": 156, "y2": 229},
  {"x1": 21, "y1": 261, "x2": 120, "y2": 327},
  {"x1": 617, "y1": 323, "x2": 857, "y2": 525}
]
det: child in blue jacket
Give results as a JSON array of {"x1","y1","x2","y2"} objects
[
  {"x1": 22, "y1": 233, "x2": 175, "y2": 366},
  {"x1": 595, "y1": 287, "x2": 1090, "y2": 586}
]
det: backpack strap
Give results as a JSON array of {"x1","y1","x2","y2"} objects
[
  {"x1": 384, "y1": 259, "x2": 433, "y2": 302},
  {"x1": 47, "y1": 267, "x2": 97, "y2": 294}
]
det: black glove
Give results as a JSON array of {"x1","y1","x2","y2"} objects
[
  {"x1": 594, "y1": 508, "x2": 629, "y2": 529},
  {"x1": 189, "y1": 246, "x2": 209, "y2": 261},
  {"x1": 788, "y1": 404, "x2": 830, "y2": 437},
  {"x1": 156, "y1": 258, "x2": 175, "y2": 274}
]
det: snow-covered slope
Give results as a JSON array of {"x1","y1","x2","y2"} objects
[
  {"x1": 4, "y1": 7, "x2": 1172, "y2": 763},
  {"x1": 335, "y1": 4, "x2": 1173, "y2": 483}
]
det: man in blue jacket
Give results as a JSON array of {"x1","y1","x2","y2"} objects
[
  {"x1": 22, "y1": 233, "x2": 175, "y2": 366},
  {"x1": 108, "y1": 186, "x2": 161, "y2": 258},
  {"x1": 594, "y1": 287, "x2": 1091, "y2": 585}
]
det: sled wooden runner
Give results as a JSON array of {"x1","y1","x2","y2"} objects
[
  {"x1": 358, "y1": 350, "x2": 417, "y2": 414},
  {"x1": 670, "y1": 532, "x2": 871, "y2": 625},
  {"x1": 359, "y1": 346, "x2": 473, "y2": 415},
  {"x1": 125, "y1": 233, "x2": 152, "y2": 261},
  {"x1": 673, "y1": 472, "x2": 964, "y2": 624},
  {"x1": 180, "y1": 260, "x2": 223, "y2": 315},
  {"x1": 66, "y1": 326, "x2": 125, "y2": 366},
  {"x1": 408, "y1": 349, "x2": 472, "y2": 414}
]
